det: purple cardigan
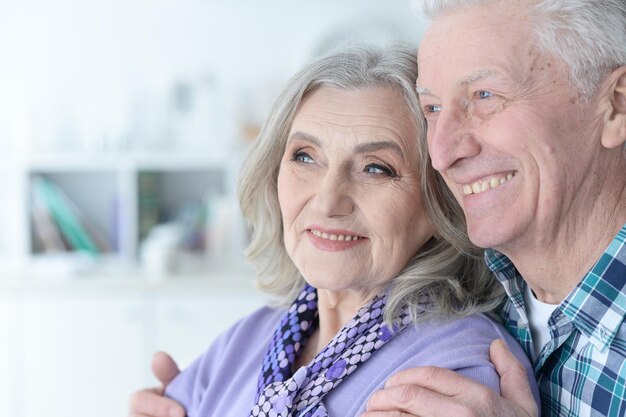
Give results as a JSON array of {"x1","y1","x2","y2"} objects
[{"x1": 166, "y1": 306, "x2": 539, "y2": 416}]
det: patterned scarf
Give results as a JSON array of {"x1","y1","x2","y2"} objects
[{"x1": 250, "y1": 284, "x2": 411, "y2": 417}]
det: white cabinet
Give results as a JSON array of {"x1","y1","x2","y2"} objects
[
  {"x1": 15, "y1": 293, "x2": 147, "y2": 417},
  {"x1": 0, "y1": 276, "x2": 265, "y2": 417},
  {"x1": 0, "y1": 297, "x2": 18, "y2": 417}
]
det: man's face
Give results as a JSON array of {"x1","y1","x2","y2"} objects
[{"x1": 417, "y1": 2, "x2": 606, "y2": 252}]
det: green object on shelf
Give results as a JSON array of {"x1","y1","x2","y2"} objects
[{"x1": 32, "y1": 176, "x2": 100, "y2": 255}]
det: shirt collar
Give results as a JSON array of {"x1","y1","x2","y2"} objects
[{"x1": 485, "y1": 223, "x2": 626, "y2": 353}]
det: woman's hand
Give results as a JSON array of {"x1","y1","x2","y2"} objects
[
  {"x1": 128, "y1": 351, "x2": 186, "y2": 417},
  {"x1": 362, "y1": 339, "x2": 538, "y2": 417}
]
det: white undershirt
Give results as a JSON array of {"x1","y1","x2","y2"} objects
[{"x1": 523, "y1": 284, "x2": 559, "y2": 360}]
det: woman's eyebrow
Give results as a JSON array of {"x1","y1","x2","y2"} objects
[
  {"x1": 286, "y1": 131, "x2": 321, "y2": 146},
  {"x1": 287, "y1": 133, "x2": 405, "y2": 158},
  {"x1": 354, "y1": 141, "x2": 403, "y2": 156}
]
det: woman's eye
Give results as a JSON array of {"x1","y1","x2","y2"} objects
[
  {"x1": 476, "y1": 90, "x2": 493, "y2": 99},
  {"x1": 293, "y1": 152, "x2": 314, "y2": 164},
  {"x1": 364, "y1": 163, "x2": 397, "y2": 177}
]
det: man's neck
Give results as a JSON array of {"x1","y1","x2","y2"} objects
[{"x1": 500, "y1": 174, "x2": 626, "y2": 304}]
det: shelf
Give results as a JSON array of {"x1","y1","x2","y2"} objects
[
  {"x1": 20, "y1": 150, "x2": 240, "y2": 172},
  {"x1": 20, "y1": 152, "x2": 245, "y2": 263},
  {"x1": 0, "y1": 252, "x2": 255, "y2": 295}
]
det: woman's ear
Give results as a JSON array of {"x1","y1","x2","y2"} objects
[{"x1": 601, "y1": 66, "x2": 626, "y2": 149}]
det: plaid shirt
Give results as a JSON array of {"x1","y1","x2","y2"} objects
[{"x1": 488, "y1": 224, "x2": 626, "y2": 417}]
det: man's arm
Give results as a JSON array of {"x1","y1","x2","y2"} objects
[
  {"x1": 128, "y1": 352, "x2": 186, "y2": 417},
  {"x1": 362, "y1": 339, "x2": 538, "y2": 417}
]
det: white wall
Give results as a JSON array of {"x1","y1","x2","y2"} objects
[{"x1": 0, "y1": 0, "x2": 425, "y2": 154}]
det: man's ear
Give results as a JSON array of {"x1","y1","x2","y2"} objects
[{"x1": 601, "y1": 66, "x2": 626, "y2": 149}]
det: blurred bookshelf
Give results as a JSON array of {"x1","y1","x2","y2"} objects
[{"x1": 0, "y1": 151, "x2": 248, "y2": 281}]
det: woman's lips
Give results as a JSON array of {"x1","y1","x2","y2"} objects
[{"x1": 305, "y1": 227, "x2": 367, "y2": 252}]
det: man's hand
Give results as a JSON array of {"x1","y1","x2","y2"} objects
[
  {"x1": 128, "y1": 351, "x2": 185, "y2": 417},
  {"x1": 362, "y1": 339, "x2": 538, "y2": 417}
]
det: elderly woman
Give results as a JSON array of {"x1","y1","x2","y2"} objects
[{"x1": 129, "y1": 45, "x2": 538, "y2": 417}]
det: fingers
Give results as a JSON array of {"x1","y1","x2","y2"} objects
[
  {"x1": 361, "y1": 411, "x2": 416, "y2": 417},
  {"x1": 128, "y1": 387, "x2": 186, "y2": 417},
  {"x1": 384, "y1": 366, "x2": 481, "y2": 398},
  {"x1": 365, "y1": 381, "x2": 469, "y2": 417},
  {"x1": 152, "y1": 351, "x2": 181, "y2": 387},
  {"x1": 490, "y1": 339, "x2": 538, "y2": 417}
]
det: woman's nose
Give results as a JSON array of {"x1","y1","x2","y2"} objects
[{"x1": 309, "y1": 169, "x2": 354, "y2": 219}]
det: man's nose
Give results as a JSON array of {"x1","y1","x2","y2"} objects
[{"x1": 427, "y1": 105, "x2": 481, "y2": 172}]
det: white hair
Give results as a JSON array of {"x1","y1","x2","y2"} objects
[{"x1": 419, "y1": 0, "x2": 626, "y2": 98}]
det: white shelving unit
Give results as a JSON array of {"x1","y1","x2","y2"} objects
[{"x1": 0, "y1": 150, "x2": 249, "y2": 278}]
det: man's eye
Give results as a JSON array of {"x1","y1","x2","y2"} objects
[
  {"x1": 293, "y1": 152, "x2": 314, "y2": 164},
  {"x1": 424, "y1": 104, "x2": 442, "y2": 113},
  {"x1": 471, "y1": 89, "x2": 503, "y2": 117}
]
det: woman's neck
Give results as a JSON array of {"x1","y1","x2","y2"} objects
[{"x1": 294, "y1": 286, "x2": 382, "y2": 369}]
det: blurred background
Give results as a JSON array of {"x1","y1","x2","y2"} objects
[{"x1": 0, "y1": 1, "x2": 425, "y2": 415}]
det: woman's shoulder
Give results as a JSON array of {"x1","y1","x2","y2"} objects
[
  {"x1": 421, "y1": 312, "x2": 510, "y2": 341},
  {"x1": 397, "y1": 312, "x2": 526, "y2": 364},
  {"x1": 165, "y1": 304, "x2": 286, "y2": 413},
  {"x1": 169, "y1": 304, "x2": 286, "y2": 384},
  {"x1": 325, "y1": 313, "x2": 510, "y2": 415},
  {"x1": 208, "y1": 304, "x2": 286, "y2": 352},
  {"x1": 349, "y1": 313, "x2": 526, "y2": 391}
]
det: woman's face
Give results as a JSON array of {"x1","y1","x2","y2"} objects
[{"x1": 277, "y1": 86, "x2": 435, "y2": 295}]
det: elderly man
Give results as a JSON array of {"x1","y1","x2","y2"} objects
[{"x1": 364, "y1": 1, "x2": 626, "y2": 417}]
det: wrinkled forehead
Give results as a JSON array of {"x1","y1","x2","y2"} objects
[
  {"x1": 421, "y1": 1, "x2": 533, "y2": 52},
  {"x1": 417, "y1": 2, "x2": 537, "y2": 82}
]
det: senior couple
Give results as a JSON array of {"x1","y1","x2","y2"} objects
[{"x1": 130, "y1": 1, "x2": 626, "y2": 416}]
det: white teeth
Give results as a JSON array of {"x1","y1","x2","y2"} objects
[
  {"x1": 463, "y1": 172, "x2": 516, "y2": 195},
  {"x1": 310, "y1": 229, "x2": 361, "y2": 241}
]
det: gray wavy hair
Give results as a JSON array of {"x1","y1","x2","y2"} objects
[
  {"x1": 238, "y1": 44, "x2": 504, "y2": 324},
  {"x1": 419, "y1": 0, "x2": 626, "y2": 99}
]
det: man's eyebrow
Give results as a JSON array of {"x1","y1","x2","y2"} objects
[
  {"x1": 458, "y1": 69, "x2": 498, "y2": 86},
  {"x1": 354, "y1": 141, "x2": 404, "y2": 156},
  {"x1": 415, "y1": 83, "x2": 433, "y2": 96},
  {"x1": 415, "y1": 70, "x2": 499, "y2": 96},
  {"x1": 287, "y1": 131, "x2": 321, "y2": 146}
]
